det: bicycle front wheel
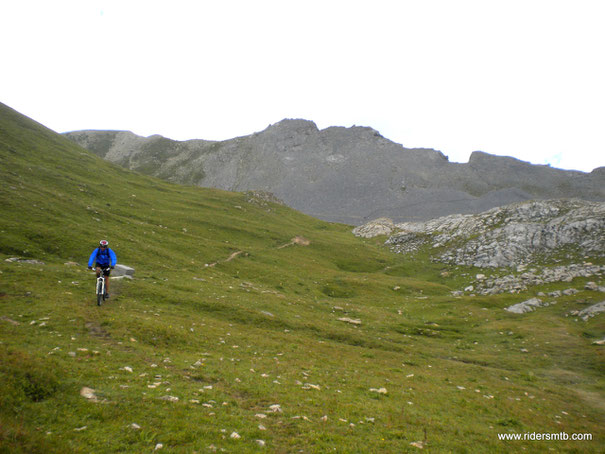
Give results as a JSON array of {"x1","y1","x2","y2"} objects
[{"x1": 97, "y1": 281, "x2": 103, "y2": 306}]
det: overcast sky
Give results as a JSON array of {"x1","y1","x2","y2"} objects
[{"x1": 2, "y1": 1, "x2": 604, "y2": 172}]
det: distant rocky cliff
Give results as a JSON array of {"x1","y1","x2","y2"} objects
[{"x1": 65, "y1": 120, "x2": 605, "y2": 224}]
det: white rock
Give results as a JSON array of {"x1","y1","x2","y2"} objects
[
  {"x1": 369, "y1": 387, "x2": 388, "y2": 394},
  {"x1": 230, "y1": 432, "x2": 241, "y2": 439},
  {"x1": 80, "y1": 387, "x2": 97, "y2": 401}
]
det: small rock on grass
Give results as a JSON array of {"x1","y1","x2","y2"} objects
[
  {"x1": 80, "y1": 387, "x2": 98, "y2": 402},
  {"x1": 370, "y1": 387, "x2": 388, "y2": 394}
]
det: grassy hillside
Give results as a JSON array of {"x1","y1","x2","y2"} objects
[{"x1": 0, "y1": 102, "x2": 603, "y2": 453}]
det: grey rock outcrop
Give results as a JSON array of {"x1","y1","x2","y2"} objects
[
  {"x1": 505, "y1": 297, "x2": 552, "y2": 314},
  {"x1": 373, "y1": 199, "x2": 605, "y2": 268},
  {"x1": 351, "y1": 218, "x2": 396, "y2": 238},
  {"x1": 473, "y1": 264, "x2": 604, "y2": 295},
  {"x1": 576, "y1": 302, "x2": 605, "y2": 321},
  {"x1": 64, "y1": 120, "x2": 605, "y2": 225}
]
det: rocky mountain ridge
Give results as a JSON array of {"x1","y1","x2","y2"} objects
[{"x1": 64, "y1": 120, "x2": 605, "y2": 224}]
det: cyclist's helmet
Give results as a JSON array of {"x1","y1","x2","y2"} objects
[{"x1": 99, "y1": 240, "x2": 109, "y2": 248}]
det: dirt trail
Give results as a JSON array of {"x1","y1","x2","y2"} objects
[
  {"x1": 207, "y1": 251, "x2": 247, "y2": 268},
  {"x1": 277, "y1": 236, "x2": 310, "y2": 249},
  {"x1": 206, "y1": 236, "x2": 310, "y2": 267}
]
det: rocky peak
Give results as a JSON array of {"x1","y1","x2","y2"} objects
[
  {"x1": 469, "y1": 151, "x2": 538, "y2": 170},
  {"x1": 591, "y1": 167, "x2": 605, "y2": 176},
  {"x1": 262, "y1": 119, "x2": 319, "y2": 135}
]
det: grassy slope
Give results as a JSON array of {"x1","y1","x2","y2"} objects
[{"x1": 0, "y1": 102, "x2": 603, "y2": 453}]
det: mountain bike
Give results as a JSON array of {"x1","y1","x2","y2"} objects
[{"x1": 95, "y1": 268, "x2": 110, "y2": 306}]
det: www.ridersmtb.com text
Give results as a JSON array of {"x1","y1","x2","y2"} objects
[{"x1": 498, "y1": 432, "x2": 593, "y2": 441}]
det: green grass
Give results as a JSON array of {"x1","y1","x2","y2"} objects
[{"x1": 0, "y1": 102, "x2": 604, "y2": 453}]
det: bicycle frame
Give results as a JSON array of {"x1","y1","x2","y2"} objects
[{"x1": 95, "y1": 268, "x2": 109, "y2": 306}]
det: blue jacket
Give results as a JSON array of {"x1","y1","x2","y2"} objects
[{"x1": 88, "y1": 248, "x2": 117, "y2": 268}]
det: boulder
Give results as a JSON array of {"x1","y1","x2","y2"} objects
[
  {"x1": 505, "y1": 297, "x2": 549, "y2": 314},
  {"x1": 585, "y1": 282, "x2": 599, "y2": 291},
  {"x1": 112, "y1": 264, "x2": 135, "y2": 277}
]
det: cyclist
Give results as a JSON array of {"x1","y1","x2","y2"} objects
[{"x1": 87, "y1": 240, "x2": 117, "y2": 299}]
